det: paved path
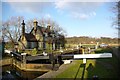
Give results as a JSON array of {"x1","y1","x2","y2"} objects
[
  {"x1": 96, "y1": 60, "x2": 113, "y2": 70},
  {"x1": 112, "y1": 47, "x2": 119, "y2": 58},
  {"x1": 34, "y1": 61, "x2": 75, "y2": 79},
  {"x1": 111, "y1": 47, "x2": 120, "y2": 78}
]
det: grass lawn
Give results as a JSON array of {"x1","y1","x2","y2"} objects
[
  {"x1": 55, "y1": 47, "x2": 119, "y2": 79},
  {"x1": 55, "y1": 60, "x2": 83, "y2": 78},
  {"x1": 56, "y1": 59, "x2": 117, "y2": 79},
  {"x1": 84, "y1": 59, "x2": 118, "y2": 78}
]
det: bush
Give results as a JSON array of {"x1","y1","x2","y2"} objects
[
  {"x1": 32, "y1": 48, "x2": 38, "y2": 56},
  {"x1": 95, "y1": 48, "x2": 112, "y2": 53}
]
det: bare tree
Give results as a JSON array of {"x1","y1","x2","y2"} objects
[
  {"x1": 2, "y1": 16, "x2": 24, "y2": 44},
  {"x1": 111, "y1": 1, "x2": 120, "y2": 30},
  {"x1": 44, "y1": 18, "x2": 67, "y2": 36},
  {"x1": 25, "y1": 19, "x2": 34, "y2": 33}
]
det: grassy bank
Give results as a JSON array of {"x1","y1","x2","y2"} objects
[{"x1": 55, "y1": 47, "x2": 119, "y2": 79}]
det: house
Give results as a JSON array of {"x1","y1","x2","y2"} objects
[
  {"x1": 99, "y1": 44, "x2": 108, "y2": 48},
  {"x1": 18, "y1": 20, "x2": 65, "y2": 50}
]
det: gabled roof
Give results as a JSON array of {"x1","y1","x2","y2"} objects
[
  {"x1": 30, "y1": 26, "x2": 55, "y2": 36},
  {"x1": 18, "y1": 33, "x2": 37, "y2": 42},
  {"x1": 24, "y1": 33, "x2": 37, "y2": 42},
  {"x1": 38, "y1": 26, "x2": 46, "y2": 35},
  {"x1": 30, "y1": 26, "x2": 45, "y2": 35}
]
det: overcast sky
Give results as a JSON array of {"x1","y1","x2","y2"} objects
[{"x1": 2, "y1": 0, "x2": 118, "y2": 38}]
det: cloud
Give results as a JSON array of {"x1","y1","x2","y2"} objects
[
  {"x1": 71, "y1": 11, "x2": 96, "y2": 20},
  {"x1": 54, "y1": 1, "x2": 103, "y2": 19},
  {"x1": 2, "y1": 0, "x2": 56, "y2": 2},
  {"x1": 71, "y1": 12, "x2": 89, "y2": 19},
  {"x1": 7, "y1": 2, "x2": 51, "y2": 14},
  {"x1": 2, "y1": 0, "x2": 118, "y2": 2},
  {"x1": 0, "y1": 2, "x2": 1, "y2": 21},
  {"x1": 4, "y1": 0, "x2": 113, "y2": 20},
  {"x1": 44, "y1": 13, "x2": 51, "y2": 19}
]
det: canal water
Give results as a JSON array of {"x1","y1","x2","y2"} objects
[{"x1": 2, "y1": 64, "x2": 47, "y2": 80}]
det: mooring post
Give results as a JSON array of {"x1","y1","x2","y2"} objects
[
  {"x1": 49, "y1": 53, "x2": 55, "y2": 70},
  {"x1": 58, "y1": 54, "x2": 62, "y2": 66}
]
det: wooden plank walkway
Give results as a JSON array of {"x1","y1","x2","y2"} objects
[{"x1": 26, "y1": 56, "x2": 49, "y2": 61}]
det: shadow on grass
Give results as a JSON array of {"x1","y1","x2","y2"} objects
[
  {"x1": 74, "y1": 64, "x2": 86, "y2": 80},
  {"x1": 86, "y1": 47, "x2": 120, "y2": 80}
]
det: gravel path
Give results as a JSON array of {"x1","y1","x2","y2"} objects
[{"x1": 112, "y1": 47, "x2": 119, "y2": 58}]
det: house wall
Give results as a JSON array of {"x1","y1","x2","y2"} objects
[
  {"x1": 27, "y1": 42, "x2": 31, "y2": 49},
  {"x1": 52, "y1": 43, "x2": 55, "y2": 50},
  {"x1": 32, "y1": 29, "x2": 43, "y2": 41},
  {"x1": 46, "y1": 43, "x2": 53, "y2": 51},
  {"x1": 19, "y1": 41, "x2": 38, "y2": 49},
  {"x1": 18, "y1": 42, "x2": 23, "y2": 50},
  {"x1": 19, "y1": 36, "x2": 27, "y2": 50},
  {"x1": 38, "y1": 42, "x2": 43, "y2": 50},
  {"x1": 56, "y1": 43, "x2": 61, "y2": 49},
  {"x1": 29, "y1": 42, "x2": 38, "y2": 49},
  {"x1": 31, "y1": 42, "x2": 35, "y2": 49},
  {"x1": 38, "y1": 41, "x2": 47, "y2": 50}
]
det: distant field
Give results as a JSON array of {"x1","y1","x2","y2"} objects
[{"x1": 66, "y1": 43, "x2": 96, "y2": 48}]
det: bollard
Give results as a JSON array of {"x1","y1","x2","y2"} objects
[
  {"x1": 58, "y1": 55, "x2": 63, "y2": 66},
  {"x1": 49, "y1": 53, "x2": 55, "y2": 70}
]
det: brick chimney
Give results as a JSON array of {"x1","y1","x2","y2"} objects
[
  {"x1": 22, "y1": 20, "x2": 25, "y2": 36},
  {"x1": 33, "y1": 20, "x2": 38, "y2": 31}
]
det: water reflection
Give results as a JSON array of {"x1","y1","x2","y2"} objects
[{"x1": 2, "y1": 65, "x2": 47, "y2": 80}]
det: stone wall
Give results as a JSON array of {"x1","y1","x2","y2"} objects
[
  {"x1": 1, "y1": 58, "x2": 52, "y2": 71},
  {"x1": 26, "y1": 64, "x2": 53, "y2": 71},
  {"x1": 1, "y1": 58, "x2": 12, "y2": 66}
]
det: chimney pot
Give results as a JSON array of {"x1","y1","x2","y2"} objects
[
  {"x1": 34, "y1": 20, "x2": 38, "y2": 31},
  {"x1": 22, "y1": 20, "x2": 25, "y2": 25},
  {"x1": 47, "y1": 24, "x2": 51, "y2": 30},
  {"x1": 22, "y1": 20, "x2": 25, "y2": 36}
]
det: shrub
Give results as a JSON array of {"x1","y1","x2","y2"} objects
[
  {"x1": 32, "y1": 48, "x2": 38, "y2": 56},
  {"x1": 95, "y1": 48, "x2": 112, "y2": 53}
]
